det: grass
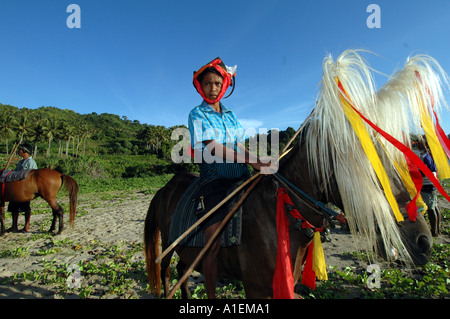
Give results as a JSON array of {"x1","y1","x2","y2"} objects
[
  {"x1": 2, "y1": 239, "x2": 149, "y2": 299},
  {"x1": 299, "y1": 240, "x2": 450, "y2": 299}
]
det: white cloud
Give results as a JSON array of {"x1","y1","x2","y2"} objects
[{"x1": 239, "y1": 118, "x2": 264, "y2": 130}]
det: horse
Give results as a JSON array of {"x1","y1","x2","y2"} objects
[
  {"x1": 0, "y1": 168, "x2": 79, "y2": 235},
  {"x1": 143, "y1": 50, "x2": 447, "y2": 298}
]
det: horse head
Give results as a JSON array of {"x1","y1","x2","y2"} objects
[{"x1": 304, "y1": 49, "x2": 450, "y2": 265}]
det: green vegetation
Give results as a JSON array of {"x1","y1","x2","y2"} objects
[{"x1": 299, "y1": 241, "x2": 450, "y2": 299}]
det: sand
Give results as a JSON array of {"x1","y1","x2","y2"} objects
[{"x1": 0, "y1": 188, "x2": 448, "y2": 299}]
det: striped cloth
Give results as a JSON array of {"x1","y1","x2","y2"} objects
[{"x1": 168, "y1": 177, "x2": 244, "y2": 247}]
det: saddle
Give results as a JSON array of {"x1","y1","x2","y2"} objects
[
  {"x1": 168, "y1": 177, "x2": 245, "y2": 248},
  {"x1": 0, "y1": 169, "x2": 32, "y2": 183}
]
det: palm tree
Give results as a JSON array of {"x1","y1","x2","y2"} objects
[
  {"x1": 59, "y1": 124, "x2": 74, "y2": 158},
  {"x1": 154, "y1": 125, "x2": 169, "y2": 157},
  {"x1": 0, "y1": 113, "x2": 17, "y2": 155},
  {"x1": 27, "y1": 112, "x2": 46, "y2": 157},
  {"x1": 42, "y1": 117, "x2": 60, "y2": 157},
  {"x1": 79, "y1": 123, "x2": 92, "y2": 155},
  {"x1": 30, "y1": 122, "x2": 44, "y2": 157}
]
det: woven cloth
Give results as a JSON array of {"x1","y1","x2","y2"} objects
[
  {"x1": 0, "y1": 169, "x2": 32, "y2": 183},
  {"x1": 168, "y1": 177, "x2": 244, "y2": 247}
]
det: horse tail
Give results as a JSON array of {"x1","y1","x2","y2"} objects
[
  {"x1": 144, "y1": 190, "x2": 162, "y2": 297},
  {"x1": 61, "y1": 175, "x2": 79, "y2": 228}
]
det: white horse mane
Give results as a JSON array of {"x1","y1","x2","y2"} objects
[{"x1": 306, "y1": 49, "x2": 449, "y2": 263}]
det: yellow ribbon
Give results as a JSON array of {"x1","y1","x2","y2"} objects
[
  {"x1": 337, "y1": 78, "x2": 404, "y2": 222},
  {"x1": 419, "y1": 99, "x2": 450, "y2": 179},
  {"x1": 312, "y1": 232, "x2": 328, "y2": 281}
]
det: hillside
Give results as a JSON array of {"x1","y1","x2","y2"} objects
[{"x1": 0, "y1": 103, "x2": 298, "y2": 179}]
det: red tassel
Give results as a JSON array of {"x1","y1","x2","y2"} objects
[
  {"x1": 301, "y1": 241, "x2": 316, "y2": 289},
  {"x1": 273, "y1": 188, "x2": 295, "y2": 299},
  {"x1": 405, "y1": 157, "x2": 422, "y2": 221},
  {"x1": 433, "y1": 109, "x2": 450, "y2": 159}
]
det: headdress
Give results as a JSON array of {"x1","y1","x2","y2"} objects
[{"x1": 193, "y1": 57, "x2": 236, "y2": 104}]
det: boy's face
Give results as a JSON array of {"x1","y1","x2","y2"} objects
[{"x1": 200, "y1": 72, "x2": 223, "y2": 102}]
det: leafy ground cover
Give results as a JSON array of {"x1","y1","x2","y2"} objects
[{"x1": 0, "y1": 176, "x2": 448, "y2": 299}]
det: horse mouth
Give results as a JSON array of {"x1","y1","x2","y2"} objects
[
  {"x1": 410, "y1": 234, "x2": 432, "y2": 265},
  {"x1": 411, "y1": 253, "x2": 430, "y2": 266}
]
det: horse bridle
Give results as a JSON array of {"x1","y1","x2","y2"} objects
[{"x1": 273, "y1": 172, "x2": 341, "y2": 230}]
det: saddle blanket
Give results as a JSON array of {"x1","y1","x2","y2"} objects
[
  {"x1": 0, "y1": 169, "x2": 32, "y2": 183},
  {"x1": 168, "y1": 177, "x2": 244, "y2": 248}
]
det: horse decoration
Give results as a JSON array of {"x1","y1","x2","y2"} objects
[
  {"x1": 306, "y1": 50, "x2": 450, "y2": 264},
  {"x1": 144, "y1": 49, "x2": 450, "y2": 299},
  {"x1": 0, "y1": 168, "x2": 79, "y2": 235}
]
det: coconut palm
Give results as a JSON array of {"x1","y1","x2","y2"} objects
[
  {"x1": 0, "y1": 113, "x2": 17, "y2": 155},
  {"x1": 42, "y1": 117, "x2": 61, "y2": 157}
]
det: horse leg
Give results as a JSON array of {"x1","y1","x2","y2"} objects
[
  {"x1": 160, "y1": 252, "x2": 172, "y2": 297},
  {"x1": 0, "y1": 203, "x2": 5, "y2": 235},
  {"x1": 22, "y1": 210, "x2": 31, "y2": 232},
  {"x1": 428, "y1": 207, "x2": 438, "y2": 237},
  {"x1": 436, "y1": 208, "x2": 442, "y2": 235},
  {"x1": 175, "y1": 258, "x2": 190, "y2": 299},
  {"x1": 7, "y1": 212, "x2": 20, "y2": 233},
  {"x1": 48, "y1": 201, "x2": 64, "y2": 234},
  {"x1": 432, "y1": 207, "x2": 442, "y2": 236},
  {"x1": 203, "y1": 223, "x2": 221, "y2": 299}
]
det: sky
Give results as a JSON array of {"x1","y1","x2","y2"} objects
[{"x1": 1, "y1": 0, "x2": 450, "y2": 133}]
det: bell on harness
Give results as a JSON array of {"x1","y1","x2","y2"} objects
[
  {"x1": 193, "y1": 57, "x2": 236, "y2": 104},
  {"x1": 285, "y1": 202, "x2": 316, "y2": 239}
]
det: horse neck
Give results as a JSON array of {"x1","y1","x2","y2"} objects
[{"x1": 277, "y1": 141, "x2": 328, "y2": 227}]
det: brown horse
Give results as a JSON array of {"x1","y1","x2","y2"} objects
[
  {"x1": 143, "y1": 50, "x2": 445, "y2": 298},
  {"x1": 0, "y1": 168, "x2": 79, "y2": 235},
  {"x1": 143, "y1": 131, "x2": 433, "y2": 299}
]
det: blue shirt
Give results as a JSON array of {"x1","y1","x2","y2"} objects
[
  {"x1": 188, "y1": 100, "x2": 245, "y2": 151},
  {"x1": 422, "y1": 152, "x2": 437, "y2": 191},
  {"x1": 422, "y1": 153, "x2": 437, "y2": 173},
  {"x1": 188, "y1": 100, "x2": 249, "y2": 184},
  {"x1": 15, "y1": 157, "x2": 38, "y2": 171}
]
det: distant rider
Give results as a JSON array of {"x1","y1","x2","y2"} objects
[{"x1": 7, "y1": 143, "x2": 38, "y2": 232}]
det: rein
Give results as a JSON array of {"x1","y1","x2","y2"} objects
[
  {"x1": 1, "y1": 171, "x2": 13, "y2": 202},
  {"x1": 274, "y1": 172, "x2": 345, "y2": 227}
]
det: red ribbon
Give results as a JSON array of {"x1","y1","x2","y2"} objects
[
  {"x1": 405, "y1": 157, "x2": 422, "y2": 221},
  {"x1": 273, "y1": 187, "x2": 320, "y2": 297},
  {"x1": 301, "y1": 240, "x2": 316, "y2": 289},
  {"x1": 273, "y1": 188, "x2": 298, "y2": 299}
]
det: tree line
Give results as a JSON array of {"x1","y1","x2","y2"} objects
[
  {"x1": 0, "y1": 103, "x2": 187, "y2": 159},
  {"x1": 0, "y1": 103, "x2": 301, "y2": 164}
]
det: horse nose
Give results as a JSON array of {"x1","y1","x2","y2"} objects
[
  {"x1": 413, "y1": 234, "x2": 432, "y2": 265},
  {"x1": 417, "y1": 234, "x2": 432, "y2": 253}
]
